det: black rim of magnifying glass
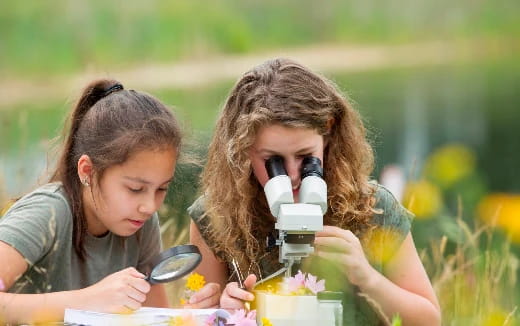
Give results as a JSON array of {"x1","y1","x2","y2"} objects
[{"x1": 146, "y1": 244, "x2": 202, "y2": 284}]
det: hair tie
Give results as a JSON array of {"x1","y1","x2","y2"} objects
[{"x1": 104, "y1": 84, "x2": 124, "y2": 97}]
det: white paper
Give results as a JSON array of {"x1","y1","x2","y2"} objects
[{"x1": 64, "y1": 307, "x2": 230, "y2": 326}]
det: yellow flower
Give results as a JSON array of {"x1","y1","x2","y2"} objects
[
  {"x1": 424, "y1": 144, "x2": 476, "y2": 188},
  {"x1": 478, "y1": 193, "x2": 520, "y2": 243},
  {"x1": 262, "y1": 317, "x2": 273, "y2": 326},
  {"x1": 364, "y1": 228, "x2": 402, "y2": 264},
  {"x1": 186, "y1": 272, "x2": 206, "y2": 291},
  {"x1": 179, "y1": 298, "x2": 186, "y2": 306},
  {"x1": 480, "y1": 309, "x2": 509, "y2": 326},
  {"x1": 403, "y1": 180, "x2": 442, "y2": 218}
]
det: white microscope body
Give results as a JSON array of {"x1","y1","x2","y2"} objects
[
  {"x1": 264, "y1": 156, "x2": 327, "y2": 276},
  {"x1": 256, "y1": 156, "x2": 336, "y2": 326}
]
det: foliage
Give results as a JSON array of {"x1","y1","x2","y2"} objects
[{"x1": 1, "y1": 0, "x2": 519, "y2": 77}]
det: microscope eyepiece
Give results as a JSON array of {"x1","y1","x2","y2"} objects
[
  {"x1": 301, "y1": 156, "x2": 323, "y2": 179},
  {"x1": 266, "y1": 156, "x2": 287, "y2": 178}
]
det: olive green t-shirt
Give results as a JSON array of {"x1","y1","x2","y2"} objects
[
  {"x1": 0, "y1": 183, "x2": 161, "y2": 294},
  {"x1": 188, "y1": 183, "x2": 414, "y2": 325}
]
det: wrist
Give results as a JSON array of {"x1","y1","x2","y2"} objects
[{"x1": 356, "y1": 265, "x2": 382, "y2": 294}]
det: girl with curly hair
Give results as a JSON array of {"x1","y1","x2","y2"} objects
[{"x1": 189, "y1": 58, "x2": 440, "y2": 325}]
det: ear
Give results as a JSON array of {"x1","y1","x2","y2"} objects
[{"x1": 77, "y1": 154, "x2": 93, "y2": 184}]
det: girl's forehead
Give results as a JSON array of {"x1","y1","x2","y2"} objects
[{"x1": 253, "y1": 125, "x2": 323, "y2": 152}]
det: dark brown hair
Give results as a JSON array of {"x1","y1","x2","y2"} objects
[
  {"x1": 201, "y1": 58, "x2": 376, "y2": 273},
  {"x1": 50, "y1": 79, "x2": 182, "y2": 260}
]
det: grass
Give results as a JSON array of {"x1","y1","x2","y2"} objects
[{"x1": 1, "y1": 0, "x2": 519, "y2": 77}]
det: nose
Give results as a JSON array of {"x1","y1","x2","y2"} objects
[
  {"x1": 138, "y1": 195, "x2": 159, "y2": 216},
  {"x1": 285, "y1": 159, "x2": 301, "y2": 189}
]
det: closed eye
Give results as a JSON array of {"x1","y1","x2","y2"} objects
[{"x1": 129, "y1": 187, "x2": 143, "y2": 193}]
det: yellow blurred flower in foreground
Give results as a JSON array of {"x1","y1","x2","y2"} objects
[
  {"x1": 403, "y1": 180, "x2": 442, "y2": 218},
  {"x1": 478, "y1": 193, "x2": 520, "y2": 243},
  {"x1": 261, "y1": 317, "x2": 273, "y2": 326},
  {"x1": 364, "y1": 228, "x2": 402, "y2": 264},
  {"x1": 424, "y1": 144, "x2": 476, "y2": 188},
  {"x1": 186, "y1": 272, "x2": 206, "y2": 292},
  {"x1": 479, "y1": 309, "x2": 510, "y2": 326}
]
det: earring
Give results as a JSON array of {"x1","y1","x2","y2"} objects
[{"x1": 82, "y1": 177, "x2": 90, "y2": 187}]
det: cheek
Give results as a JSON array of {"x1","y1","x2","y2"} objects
[{"x1": 251, "y1": 159, "x2": 269, "y2": 187}]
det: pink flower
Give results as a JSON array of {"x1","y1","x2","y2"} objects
[
  {"x1": 288, "y1": 270, "x2": 306, "y2": 292},
  {"x1": 226, "y1": 309, "x2": 257, "y2": 326},
  {"x1": 204, "y1": 313, "x2": 216, "y2": 326},
  {"x1": 305, "y1": 274, "x2": 325, "y2": 294},
  {"x1": 0, "y1": 278, "x2": 5, "y2": 291}
]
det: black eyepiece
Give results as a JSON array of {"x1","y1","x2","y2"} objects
[
  {"x1": 301, "y1": 156, "x2": 323, "y2": 179},
  {"x1": 265, "y1": 156, "x2": 287, "y2": 178}
]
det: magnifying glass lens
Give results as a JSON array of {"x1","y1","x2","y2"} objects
[
  {"x1": 146, "y1": 244, "x2": 202, "y2": 284},
  {"x1": 150, "y1": 253, "x2": 200, "y2": 281}
]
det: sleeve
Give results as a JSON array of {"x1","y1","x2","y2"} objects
[
  {"x1": 372, "y1": 183, "x2": 414, "y2": 239},
  {"x1": 0, "y1": 187, "x2": 70, "y2": 265},
  {"x1": 365, "y1": 183, "x2": 415, "y2": 268},
  {"x1": 187, "y1": 196, "x2": 226, "y2": 260},
  {"x1": 136, "y1": 213, "x2": 162, "y2": 272}
]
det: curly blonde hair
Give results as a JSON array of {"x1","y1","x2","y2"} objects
[{"x1": 200, "y1": 58, "x2": 377, "y2": 274}]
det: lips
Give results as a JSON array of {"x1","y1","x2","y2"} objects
[{"x1": 128, "y1": 219, "x2": 145, "y2": 228}]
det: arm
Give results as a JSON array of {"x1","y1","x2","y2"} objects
[
  {"x1": 185, "y1": 221, "x2": 223, "y2": 308},
  {"x1": 0, "y1": 241, "x2": 151, "y2": 324},
  {"x1": 315, "y1": 228, "x2": 441, "y2": 326}
]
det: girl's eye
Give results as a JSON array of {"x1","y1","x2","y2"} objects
[
  {"x1": 129, "y1": 187, "x2": 143, "y2": 193},
  {"x1": 158, "y1": 188, "x2": 168, "y2": 192}
]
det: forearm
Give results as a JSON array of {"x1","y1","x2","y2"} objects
[
  {"x1": 0, "y1": 290, "x2": 83, "y2": 324},
  {"x1": 359, "y1": 270, "x2": 441, "y2": 326}
]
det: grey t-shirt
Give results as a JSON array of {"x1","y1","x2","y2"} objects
[{"x1": 0, "y1": 183, "x2": 161, "y2": 294}]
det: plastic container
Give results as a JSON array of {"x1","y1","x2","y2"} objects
[{"x1": 317, "y1": 291, "x2": 343, "y2": 326}]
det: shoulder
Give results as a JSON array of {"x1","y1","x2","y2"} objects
[
  {"x1": 370, "y1": 182, "x2": 414, "y2": 233},
  {"x1": 187, "y1": 195, "x2": 210, "y2": 232},
  {"x1": 187, "y1": 195, "x2": 206, "y2": 222},
  {"x1": 0, "y1": 183, "x2": 72, "y2": 264},
  {"x1": 2, "y1": 182, "x2": 72, "y2": 222}
]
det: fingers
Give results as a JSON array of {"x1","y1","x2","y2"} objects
[
  {"x1": 220, "y1": 282, "x2": 254, "y2": 310},
  {"x1": 186, "y1": 283, "x2": 221, "y2": 309},
  {"x1": 314, "y1": 236, "x2": 349, "y2": 252},
  {"x1": 124, "y1": 267, "x2": 146, "y2": 279},
  {"x1": 317, "y1": 225, "x2": 357, "y2": 239},
  {"x1": 226, "y1": 282, "x2": 254, "y2": 301},
  {"x1": 243, "y1": 274, "x2": 257, "y2": 291}
]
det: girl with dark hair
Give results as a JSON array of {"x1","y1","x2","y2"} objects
[
  {"x1": 0, "y1": 79, "x2": 219, "y2": 324},
  {"x1": 189, "y1": 58, "x2": 441, "y2": 325}
]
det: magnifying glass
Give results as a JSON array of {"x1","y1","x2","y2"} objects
[{"x1": 145, "y1": 244, "x2": 202, "y2": 284}]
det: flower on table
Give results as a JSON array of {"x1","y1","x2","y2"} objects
[
  {"x1": 167, "y1": 312, "x2": 197, "y2": 326},
  {"x1": 181, "y1": 272, "x2": 206, "y2": 306},
  {"x1": 203, "y1": 313, "x2": 216, "y2": 326},
  {"x1": 226, "y1": 309, "x2": 257, "y2": 326},
  {"x1": 287, "y1": 270, "x2": 325, "y2": 295}
]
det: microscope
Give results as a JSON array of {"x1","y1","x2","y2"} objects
[{"x1": 264, "y1": 156, "x2": 327, "y2": 277}]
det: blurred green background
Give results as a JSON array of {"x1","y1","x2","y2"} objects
[{"x1": 1, "y1": 1, "x2": 519, "y2": 324}]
